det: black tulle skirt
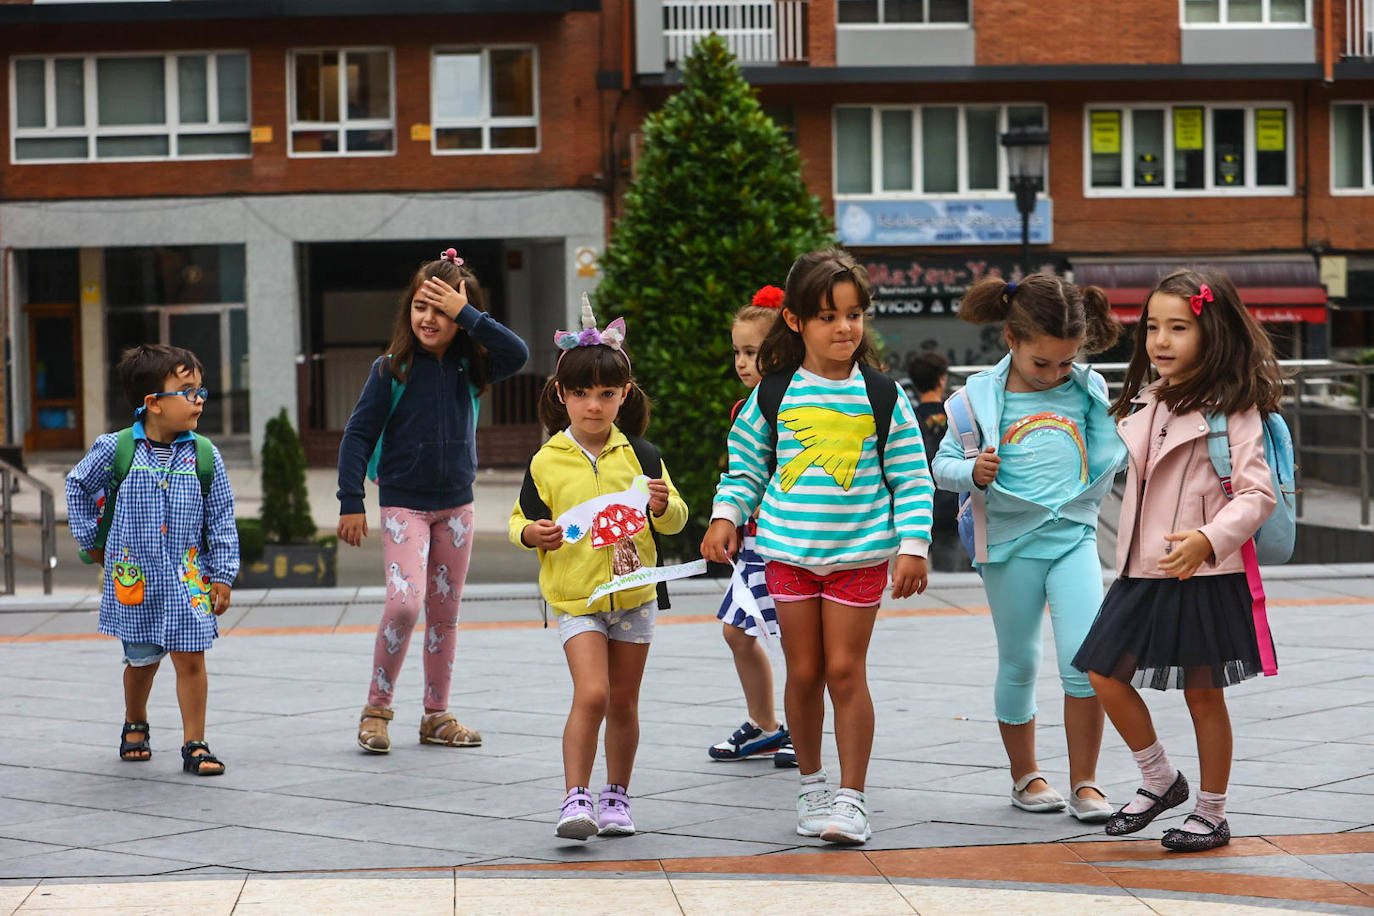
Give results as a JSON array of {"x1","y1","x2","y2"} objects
[{"x1": 1072, "y1": 573, "x2": 1271, "y2": 691}]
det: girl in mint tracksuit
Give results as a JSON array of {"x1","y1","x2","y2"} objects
[{"x1": 932, "y1": 273, "x2": 1124, "y2": 823}]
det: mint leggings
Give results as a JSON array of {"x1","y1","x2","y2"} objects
[{"x1": 979, "y1": 536, "x2": 1101, "y2": 725}]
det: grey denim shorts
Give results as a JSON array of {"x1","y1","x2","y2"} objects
[{"x1": 556, "y1": 599, "x2": 656, "y2": 646}]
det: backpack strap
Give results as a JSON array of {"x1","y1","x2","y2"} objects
[
  {"x1": 193, "y1": 433, "x2": 214, "y2": 499},
  {"x1": 366, "y1": 357, "x2": 407, "y2": 484},
  {"x1": 755, "y1": 371, "x2": 791, "y2": 479},
  {"x1": 83, "y1": 427, "x2": 137, "y2": 563},
  {"x1": 1204, "y1": 413, "x2": 1235, "y2": 498},
  {"x1": 943, "y1": 387, "x2": 989, "y2": 563},
  {"x1": 517, "y1": 451, "x2": 551, "y2": 522},
  {"x1": 858, "y1": 364, "x2": 898, "y2": 481},
  {"x1": 624, "y1": 434, "x2": 670, "y2": 610}
]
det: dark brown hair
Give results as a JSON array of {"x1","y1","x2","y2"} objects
[
  {"x1": 958, "y1": 272, "x2": 1121, "y2": 355},
  {"x1": 907, "y1": 350, "x2": 949, "y2": 394},
  {"x1": 757, "y1": 248, "x2": 880, "y2": 376},
  {"x1": 1111, "y1": 268, "x2": 1284, "y2": 419},
  {"x1": 381, "y1": 257, "x2": 492, "y2": 394},
  {"x1": 117, "y1": 343, "x2": 205, "y2": 409},
  {"x1": 537, "y1": 344, "x2": 651, "y2": 438}
]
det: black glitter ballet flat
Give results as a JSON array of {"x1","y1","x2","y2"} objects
[
  {"x1": 1161, "y1": 814, "x2": 1230, "y2": 852},
  {"x1": 1105, "y1": 771, "x2": 1189, "y2": 836}
]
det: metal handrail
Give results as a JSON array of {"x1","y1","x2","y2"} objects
[
  {"x1": 0, "y1": 459, "x2": 58, "y2": 595},
  {"x1": 940, "y1": 359, "x2": 1373, "y2": 529}
]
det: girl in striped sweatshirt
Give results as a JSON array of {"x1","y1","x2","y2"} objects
[{"x1": 702, "y1": 248, "x2": 935, "y2": 845}]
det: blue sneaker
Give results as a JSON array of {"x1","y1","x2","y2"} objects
[
  {"x1": 709, "y1": 721, "x2": 789, "y2": 761},
  {"x1": 773, "y1": 739, "x2": 797, "y2": 768}
]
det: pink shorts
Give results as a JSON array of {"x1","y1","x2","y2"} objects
[{"x1": 764, "y1": 560, "x2": 889, "y2": 608}]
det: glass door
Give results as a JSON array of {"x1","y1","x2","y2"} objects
[{"x1": 25, "y1": 304, "x2": 83, "y2": 450}]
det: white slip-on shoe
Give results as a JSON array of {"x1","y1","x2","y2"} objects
[
  {"x1": 1066, "y1": 780, "x2": 1113, "y2": 822},
  {"x1": 1011, "y1": 772, "x2": 1066, "y2": 813}
]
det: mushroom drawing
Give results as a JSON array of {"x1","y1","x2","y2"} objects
[{"x1": 590, "y1": 503, "x2": 648, "y2": 576}]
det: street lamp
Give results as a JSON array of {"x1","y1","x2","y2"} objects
[{"x1": 1000, "y1": 126, "x2": 1050, "y2": 277}]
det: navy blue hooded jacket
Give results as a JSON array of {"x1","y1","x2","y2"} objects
[{"x1": 336, "y1": 304, "x2": 529, "y2": 514}]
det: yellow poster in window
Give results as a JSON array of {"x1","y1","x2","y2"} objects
[
  {"x1": 1174, "y1": 108, "x2": 1204, "y2": 151},
  {"x1": 1256, "y1": 109, "x2": 1285, "y2": 152},
  {"x1": 1090, "y1": 111, "x2": 1122, "y2": 155}
]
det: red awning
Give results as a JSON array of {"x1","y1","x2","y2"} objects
[
  {"x1": 1075, "y1": 260, "x2": 1328, "y2": 324},
  {"x1": 1104, "y1": 287, "x2": 1328, "y2": 324}
]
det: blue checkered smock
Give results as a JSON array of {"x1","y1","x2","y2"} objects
[{"x1": 66, "y1": 422, "x2": 239, "y2": 651}]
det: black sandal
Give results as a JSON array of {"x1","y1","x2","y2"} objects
[
  {"x1": 119, "y1": 722, "x2": 151, "y2": 762},
  {"x1": 180, "y1": 740, "x2": 225, "y2": 776}
]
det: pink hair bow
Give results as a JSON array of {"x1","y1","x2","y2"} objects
[
  {"x1": 440, "y1": 248, "x2": 464, "y2": 266},
  {"x1": 553, "y1": 294, "x2": 629, "y2": 367},
  {"x1": 1189, "y1": 283, "x2": 1212, "y2": 316}
]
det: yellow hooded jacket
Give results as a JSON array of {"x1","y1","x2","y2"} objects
[{"x1": 509, "y1": 428, "x2": 688, "y2": 616}]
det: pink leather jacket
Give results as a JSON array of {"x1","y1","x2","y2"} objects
[{"x1": 1115, "y1": 382, "x2": 1276, "y2": 579}]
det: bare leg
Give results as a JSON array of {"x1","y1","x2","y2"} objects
[
  {"x1": 723, "y1": 623, "x2": 778, "y2": 731},
  {"x1": 998, "y1": 719, "x2": 1047, "y2": 792},
  {"x1": 561, "y1": 632, "x2": 609, "y2": 791},
  {"x1": 1088, "y1": 670, "x2": 1157, "y2": 752},
  {"x1": 1185, "y1": 687, "x2": 1232, "y2": 794},
  {"x1": 775, "y1": 598, "x2": 824, "y2": 774},
  {"x1": 1065, "y1": 694, "x2": 1106, "y2": 799},
  {"x1": 121, "y1": 662, "x2": 160, "y2": 760},
  {"x1": 170, "y1": 651, "x2": 222, "y2": 774},
  {"x1": 604, "y1": 640, "x2": 651, "y2": 787},
  {"x1": 820, "y1": 599, "x2": 879, "y2": 792}
]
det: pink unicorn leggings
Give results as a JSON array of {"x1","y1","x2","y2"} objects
[{"x1": 367, "y1": 504, "x2": 474, "y2": 709}]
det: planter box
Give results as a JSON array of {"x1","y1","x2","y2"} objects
[{"x1": 237, "y1": 542, "x2": 337, "y2": 589}]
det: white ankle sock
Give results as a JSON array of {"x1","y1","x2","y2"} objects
[
  {"x1": 800, "y1": 768, "x2": 827, "y2": 786},
  {"x1": 1123, "y1": 740, "x2": 1178, "y2": 814},
  {"x1": 1180, "y1": 790, "x2": 1226, "y2": 834}
]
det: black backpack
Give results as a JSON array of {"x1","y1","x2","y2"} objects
[{"x1": 519, "y1": 434, "x2": 671, "y2": 610}]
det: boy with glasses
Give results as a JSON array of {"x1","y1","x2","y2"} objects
[{"x1": 66, "y1": 344, "x2": 238, "y2": 775}]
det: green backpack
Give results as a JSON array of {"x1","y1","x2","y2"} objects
[{"x1": 80, "y1": 427, "x2": 214, "y2": 564}]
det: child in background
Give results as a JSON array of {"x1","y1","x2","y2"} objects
[
  {"x1": 66, "y1": 344, "x2": 238, "y2": 775},
  {"x1": 1073, "y1": 269, "x2": 1282, "y2": 852},
  {"x1": 907, "y1": 351, "x2": 963, "y2": 572},
  {"x1": 702, "y1": 249, "x2": 933, "y2": 845},
  {"x1": 931, "y1": 274, "x2": 1122, "y2": 822},
  {"x1": 709, "y1": 286, "x2": 794, "y2": 768},
  {"x1": 338, "y1": 248, "x2": 529, "y2": 754},
  {"x1": 510, "y1": 305, "x2": 687, "y2": 840}
]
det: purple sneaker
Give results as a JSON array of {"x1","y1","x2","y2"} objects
[
  {"x1": 597, "y1": 783, "x2": 635, "y2": 836},
  {"x1": 556, "y1": 787, "x2": 598, "y2": 840}
]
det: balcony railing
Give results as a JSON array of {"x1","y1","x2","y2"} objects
[
  {"x1": 1347, "y1": 0, "x2": 1373, "y2": 57},
  {"x1": 663, "y1": 1, "x2": 808, "y2": 66}
]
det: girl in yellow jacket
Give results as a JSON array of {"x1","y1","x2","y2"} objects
[{"x1": 509, "y1": 307, "x2": 687, "y2": 841}]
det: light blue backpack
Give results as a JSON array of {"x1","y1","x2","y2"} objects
[{"x1": 1203, "y1": 412, "x2": 1297, "y2": 565}]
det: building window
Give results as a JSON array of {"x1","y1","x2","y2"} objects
[
  {"x1": 1085, "y1": 103, "x2": 1292, "y2": 196},
  {"x1": 834, "y1": 104, "x2": 1047, "y2": 197},
  {"x1": 289, "y1": 48, "x2": 394, "y2": 156},
  {"x1": 10, "y1": 52, "x2": 249, "y2": 163},
  {"x1": 1331, "y1": 102, "x2": 1374, "y2": 192},
  {"x1": 431, "y1": 47, "x2": 538, "y2": 154},
  {"x1": 1182, "y1": 0, "x2": 1308, "y2": 24},
  {"x1": 837, "y1": 0, "x2": 970, "y2": 23}
]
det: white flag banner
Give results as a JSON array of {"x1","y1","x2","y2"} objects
[{"x1": 586, "y1": 559, "x2": 709, "y2": 606}]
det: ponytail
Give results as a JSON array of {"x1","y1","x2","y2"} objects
[
  {"x1": 1080, "y1": 285, "x2": 1123, "y2": 355},
  {"x1": 958, "y1": 277, "x2": 1015, "y2": 325}
]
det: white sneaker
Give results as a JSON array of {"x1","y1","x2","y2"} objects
[
  {"x1": 820, "y1": 788, "x2": 871, "y2": 845},
  {"x1": 796, "y1": 781, "x2": 833, "y2": 837}
]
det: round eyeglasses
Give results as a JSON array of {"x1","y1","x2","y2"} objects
[{"x1": 150, "y1": 387, "x2": 210, "y2": 404}]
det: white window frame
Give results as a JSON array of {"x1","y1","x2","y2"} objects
[
  {"x1": 287, "y1": 46, "x2": 396, "y2": 158},
  {"x1": 9, "y1": 50, "x2": 251, "y2": 165},
  {"x1": 831, "y1": 103, "x2": 1048, "y2": 200},
  {"x1": 1082, "y1": 102, "x2": 1295, "y2": 198},
  {"x1": 1330, "y1": 101, "x2": 1374, "y2": 195},
  {"x1": 430, "y1": 45, "x2": 540, "y2": 156},
  {"x1": 1179, "y1": 0, "x2": 1311, "y2": 27},
  {"x1": 836, "y1": 0, "x2": 973, "y2": 26}
]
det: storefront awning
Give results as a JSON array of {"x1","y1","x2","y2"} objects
[{"x1": 1074, "y1": 259, "x2": 1328, "y2": 324}]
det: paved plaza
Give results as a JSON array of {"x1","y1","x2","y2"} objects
[{"x1": 0, "y1": 565, "x2": 1371, "y2": 913}]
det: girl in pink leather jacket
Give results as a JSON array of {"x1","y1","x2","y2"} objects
[{"x1": 1073, "y1": 268, "x2": 1282, "y2": 853}]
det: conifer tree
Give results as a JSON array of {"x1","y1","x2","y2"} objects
[
  {"x1": 260, "y1": 409, "x2": 316, "y2": 544},
  {"x1": 597, "y1": 34, "x2": 834, "y2": 544}
]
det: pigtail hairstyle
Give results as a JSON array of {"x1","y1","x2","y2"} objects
[
  {"x1": 757, "y1": 248, "x2": 880, "y2": 377},
  {"x1": 382, "y1": 256, "x2": 493, "y2": 394},
  {"x1": 959, "y1": 273, "x2": 1122, "y2": 355},
  {"x1": 537, "y1": 344, "x2": 651, "y2": 439},
  {"x1": 1111, "y1": 268, "x2": 1283, "y2": 419}
]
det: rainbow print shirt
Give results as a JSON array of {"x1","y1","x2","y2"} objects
[{"x1": 994, "y1": 385, "x2": 1092, "y2": 508}]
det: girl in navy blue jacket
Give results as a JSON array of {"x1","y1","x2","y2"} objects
[{"x1": 337, "y1": 249, "x2": 529, "y2": 754}]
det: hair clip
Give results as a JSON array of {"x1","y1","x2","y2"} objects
[
  {"x1": 1189, "y1": 283, "x2": 1212, "y2": 316},
  {"x1": 439, "y1": 248, "x2": 464, "y2": 266},
  {"x1": 1004, "y1": 281, "x2": 1019, "y2": 298},
  {"x1": 554, "y1": 294, "x2": 629, "y2": 370},
  {"x1": 751, "y1": 285, "x2": 784, "y2": 309}
]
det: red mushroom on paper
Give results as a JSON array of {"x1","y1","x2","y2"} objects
[{"x1": 591, "y1": 503, "x2": 648, "y2": 576}]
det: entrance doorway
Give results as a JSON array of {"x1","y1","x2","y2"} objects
[{"x1": 24, "y1": 303, "x2": 83, "y2": 451}]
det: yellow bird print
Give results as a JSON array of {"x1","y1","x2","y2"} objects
[{"x1": 776, "y1": 406, "x2": 875, "y2": 492}]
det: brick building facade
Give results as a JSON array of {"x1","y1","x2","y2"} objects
[{"x1": 2, "y1": 0, "x2": 1371, "y2": 462}]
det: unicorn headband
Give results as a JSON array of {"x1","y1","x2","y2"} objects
[{"x1": 554, "y1": 293, "x2": 629, "y2": 371}]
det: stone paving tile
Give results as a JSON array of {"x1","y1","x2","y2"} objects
[
  {"x1": 0, "y1": 613, "x2": 55, "y2": 637},
  {"x1": 0, "y1": 847, "x2": 201, "y2": 880},
  {"x1": 11, "y1": 877, "x2": 244, "y2": 913},
  {"x1": 0, "y1": 811, "x2": 208, "y2": 849}
]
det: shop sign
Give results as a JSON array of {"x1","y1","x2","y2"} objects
[
  {"x1": 1174, "y1": 107, "x2": 1204, "y2": 150},
  {"x1": 1256, "y1": 109, "x2": 1286, "y2": 152},
  {"x1": 837, "y1": 198, "x2": 1052, "y2": 247},
  {"x1": 862, "y1": 256, "x2": 1057, "y2": 317},
  {"x1": 1090, "y1": 111, "x2": 1122, "y2": 155}
]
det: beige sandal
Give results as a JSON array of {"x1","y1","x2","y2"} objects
[
  {"x1": 419, "y1": 712, "x2": 482, "y2": 747},
  {"x1": 358, "y1": 705, "x2": 394, "y2": 754}
]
